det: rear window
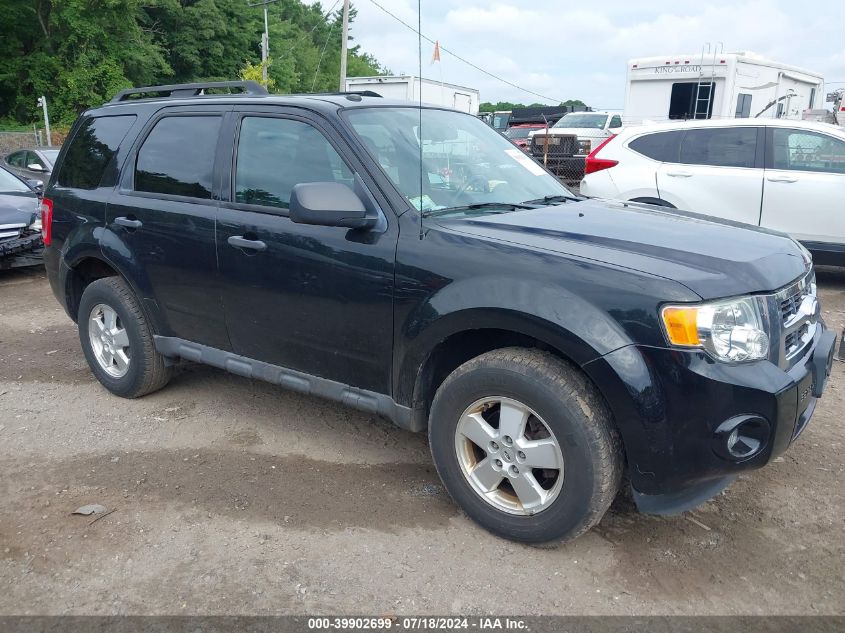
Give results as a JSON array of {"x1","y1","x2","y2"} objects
[
  {"x1": 629, "y1": 131, "x2": 683, "y2": 162},
  {"x1": 134, "y1": 116, "x2": 221, "y2": 199},
  {"x1": 57, "y1": 115, "x2": 136, "y2": 189},
  {"x1": 679, "y1": 127, "x2": 758, "y2": 168}
]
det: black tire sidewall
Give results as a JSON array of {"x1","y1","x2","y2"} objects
[
  {"x1": 429, "y1": 362, "x2": 605, "y2": 543},
  {"x1": 78, "y1": 279, "x2": 149, "y2": 398}
]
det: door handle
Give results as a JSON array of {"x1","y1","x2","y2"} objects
[
  {"x1": 114, "y1": 216, "x2": 143, "y2": 229},
  {"x1": 228, "y1": 235, "x2": 267, "y2": 252},
  {"x1": 666, "y1": 170, "x2": 693, "y2": 178},
  {"x1": 766, "y1": 175, "x2": 798, "y2": 183}
]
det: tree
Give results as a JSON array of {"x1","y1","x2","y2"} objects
[{"x1": 0, "y1": 0, "x2": 388, "y2": 125}]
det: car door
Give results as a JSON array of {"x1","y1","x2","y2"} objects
[
  {"x1": 656, "y1": 126, "x2": 764, "y2": 225},
  {"x1": 105, "y1": 106, "x2": 230, "y2": 350},
  {"x1": 761, "y1": 126, "x2": 845, "y2": 246},
  {"x1": 215, "y1": 107, "x2": 397, "y2": 395}
]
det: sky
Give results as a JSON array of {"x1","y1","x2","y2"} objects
[{"x1": 324, "y1": 0, "x2": 845, "y2": 109}]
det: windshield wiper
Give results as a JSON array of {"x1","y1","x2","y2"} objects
[
  {"x1": 521, "y1": 194, "x2": 581, "y2": 205},
  {"x1": 423, "y1": 201, "x2": 537, "y2": 218}
]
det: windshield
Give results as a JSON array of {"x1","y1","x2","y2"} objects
[
  {"x1": 504, "y1": 127, "x2": 539, "y2": 139},
  {"x1": 0, "y1": 167, "x2": 30, "y2": 193},
  {"x1": 42, "y1": 150, "x2": 59, "y2": 165},
  {"x1": 552, "y1": 114, "x2": 608, "y2": 129},
  {"x1": 346, "y1": 107, "x2": 572, "y2": 216}
]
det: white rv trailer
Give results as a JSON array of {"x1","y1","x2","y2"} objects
[
  {"x1": 623, "y1": 51, "x2": 824, "y2": 125},
  {"x1": 345, "y1": 75, "x2": 480, "y2": 115}
]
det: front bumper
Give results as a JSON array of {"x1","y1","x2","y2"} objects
[
  {"x1": 584, "y1": 323, "x2": 837, "y2": 514},
  {"x1": 0, "y1": 231, "x2": 43, "y2": 270}
]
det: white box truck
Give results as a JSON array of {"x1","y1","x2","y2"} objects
[
  {"x1": 345, "y1": 75, "x2": 480, "y2": 114},
  {"x1": 623, "y1": 51, "x2": 824, "y2": 124}
]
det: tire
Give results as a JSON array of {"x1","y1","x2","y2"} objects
[
  {"x1": 428, "y1": 347, "x2": 622, "y2": 543},
  {"x1": 78, "y1": 276, "x2": 172, "y2": 398}
]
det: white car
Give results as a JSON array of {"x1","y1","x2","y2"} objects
[
  {"x1": 580, "y1": 118, "x2": 845, "y2": 265},
  {"x1": 529, "y1": 111, "x2": 623, "y2": 155}
]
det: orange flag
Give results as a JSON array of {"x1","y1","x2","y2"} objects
[{"x1": 431, "y1": 40, "x2": 441, "y2": 64}]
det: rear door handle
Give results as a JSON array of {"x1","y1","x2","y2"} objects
[
  {"x1": 228, "y1": 235, "x2": 267, "y2": 252},
  {"x1": 114, "y1": 216, "x2": 143, "y2": 229},
  {"x1": 766, "y1": 175, "x2": 798, "y2": 183},
  {"x1": 666, "y1": 170, "x2": 693, "y2": 178}
]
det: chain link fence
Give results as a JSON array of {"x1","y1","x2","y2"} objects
[
  {"x1": 0, "y1": 127, "x2": 67, "y2": 154},
  {"x1": 528, "y1": 133, "x2": 587, "y2": 191}
]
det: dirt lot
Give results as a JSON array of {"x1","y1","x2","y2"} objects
[{"x1": 1, "y1": 266, "x2": 844, "y2": 615}]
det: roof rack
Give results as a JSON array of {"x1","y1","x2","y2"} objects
[{"x1": 110, "y1": 81, "x2": 269, "y2": 103}]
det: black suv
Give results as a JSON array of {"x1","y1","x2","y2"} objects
[{"x1": 43, "y1": 81, "x2": 837, "y2": 543}]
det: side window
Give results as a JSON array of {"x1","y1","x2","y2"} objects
[
  {"x1": 234, "y1": 117, "x2": 353, "y2": 209},
  {"x1": 609, "y1": 115, "x2": 623, "y2": 129},
  {"x1": 58, "y1": 115, "x2": 136, "y2": 189},
  {"x1": 135, "y1": 116, "x2": 221, "y2": 199},
  {"x1": 735, "y1": 94, "x2": 752, "y2": 118},
  {"x1": 7, "y1": 151, "x2": 25, "y2": 167},
  {"x1": 679, "y1": 127, "x2": 758, "y2": 168},
  {"x1": 771, "y1": 129, "x2": 845, "y2": 175},
  {"x1": 26, "y1": 151, "x2": 45, "y2": 169},
  {"x1": 628, "y1": 131, "x2": 683, "y2": 162}
]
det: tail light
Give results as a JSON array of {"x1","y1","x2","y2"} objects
[
  {"x1": 41, "y1": 198, "x2": 53, "y2": 246},
  {"x1": 584, "y1": 135, "x2": 618, "y2": 175}
]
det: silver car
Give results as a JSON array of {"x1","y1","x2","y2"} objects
[{"x1": 3, "y1": 147, "x2": 60, "y2": 182}]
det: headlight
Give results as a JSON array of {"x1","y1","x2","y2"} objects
[{"x1": 661, "y1": 296, "x2": 770, "y2": 362}]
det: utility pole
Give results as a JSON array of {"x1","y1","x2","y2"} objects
[
  {"x1": 339, "y1": 0, "x2": 349, "y2": 92},
  {"x1": 36, "y1": 95, "x2": 51, "y2": 146},
  {"x1": 248, "y1": 0, "x2": 278, "y2": 85}
]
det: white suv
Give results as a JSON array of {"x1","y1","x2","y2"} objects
[{"x1": 580, "y1": 119, "x2": 845, "y2": 265}]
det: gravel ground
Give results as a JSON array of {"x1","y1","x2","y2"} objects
[{"x1": 1, "y1": 266, "x2": 844, "y2": 615}]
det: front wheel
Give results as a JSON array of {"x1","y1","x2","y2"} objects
[{"x1": 428, "y1": 348, "x2": 622, "y2": 543}]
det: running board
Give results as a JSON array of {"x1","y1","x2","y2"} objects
[{"x1": 153, "y1": 336, "x2": 420, "y2": 432}]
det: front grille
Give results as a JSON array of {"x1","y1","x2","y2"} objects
[
  {"x1": 776, "y1": 271, "x2": 817, "y2": 366},
  {"x1": 530, "y1": 134, "x2": 578, "y2": 156}
]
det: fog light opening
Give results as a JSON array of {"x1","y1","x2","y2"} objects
[{"x1": 714, "y1": 415, "x2": 770, "y2": 462}]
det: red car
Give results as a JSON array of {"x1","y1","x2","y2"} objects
[{"x1": 504, "y1": 123, "x2": 546, "y2": 151}]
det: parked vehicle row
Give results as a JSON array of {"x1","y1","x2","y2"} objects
[
  {"x1": 3, "y1": 146, "x2": 59, "y2": 184},
  {"x1": 580, "y1": 118, "x2": 845, "y2": 265},
  {"x1": 42, "y1": 81, "x2": 835, "y2": 544}
]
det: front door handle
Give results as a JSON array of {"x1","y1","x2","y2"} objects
[
  {"x1": 228, "y1": 235, "x2": 267, "y2": 252},
  {"x1": 666, "y1": 170, "x2": 693, "y2": 178},
  {"x1": 114, "y1": 216, "x2": 143, "y2": 229},
  {"x1": 767, "y1": 175, "x2": 798, "y2": 183}
]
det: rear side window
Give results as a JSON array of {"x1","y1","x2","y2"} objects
[
  {"x1": 679, "y1": 127, "x2": 758, "y2": 168},
  {"x1": 135, "y1": 116, "x2": 221, "y2": 199},
  {"x1": 57, "y1": 115, "x2": 136, "y2": 189},
  {"x1": 629, "y1": 131, "x2": 683, "y2": 162}
]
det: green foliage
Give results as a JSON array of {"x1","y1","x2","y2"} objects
[
  {"x1": 240, "y1": 58, "x2": 275, "y2": 90},
  {"x1": 0, "y1": 0, "x2": 387, "y2": 125},
  {"x1": 480, "y1": 99, "x2": 588, "y2": 113}
]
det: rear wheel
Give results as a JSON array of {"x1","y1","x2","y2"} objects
[
  {"x1": 428, "y1": 348, "x2": 622, "y2": 543},
  {"x1": 78, "y1": 277, "x2": 171, "y2": 398}
]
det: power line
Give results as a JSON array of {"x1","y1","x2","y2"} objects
[
  {"x1": 311, "y1": 16, "x2": 337, "y2": 90},
  {"x1": 276, "y1": 0, "x2": 342, "y2": 60},
  {"x1": 366, "y1": 0, "x2": 564, "y2": 104}
]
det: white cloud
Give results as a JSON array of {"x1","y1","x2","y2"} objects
[{"x1": 322, "y1": 0, "x2": 845, "y2": 107}]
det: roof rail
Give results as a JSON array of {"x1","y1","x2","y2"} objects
[
  {"x1": 110, "y1": 81, "x2": 269, "y2": 103},
  {"x1": 310, "y1": 90, "x2": 383, "y2": 99}
]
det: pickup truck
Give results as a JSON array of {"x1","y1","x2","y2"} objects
[{"x1": 42, "y1": 82, "x2": 836, "y2": 543}]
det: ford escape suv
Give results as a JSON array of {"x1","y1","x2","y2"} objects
[{"x1": 42, "y1": 81, "x2": 837, "y2": 543}]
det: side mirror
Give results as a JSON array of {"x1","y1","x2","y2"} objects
[
  {"x1": 289, "y1": 182, "x2": 375, "y2": 229},
  {"x1": 26, "y1": 179, "x2": 44, "y2": 192},
  {"x1": 27, "y1": 163, "x2": 45, "y2": 172}
]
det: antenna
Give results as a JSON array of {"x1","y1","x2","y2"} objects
[{"x1": 418, "y1": 0, "x2": 424, "y2": 240}]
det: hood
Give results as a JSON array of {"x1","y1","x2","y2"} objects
[
  {"x1": 0, "y1": 191, "x2": 39, "y2": 229},
  {"x1": 435, "y1": 199, "x2": 809, "y2": 299}
]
